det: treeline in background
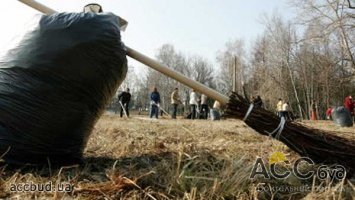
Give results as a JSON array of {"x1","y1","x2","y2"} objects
[{"x1": 110, "y1": 0, "x2": 355, "y2": 119}]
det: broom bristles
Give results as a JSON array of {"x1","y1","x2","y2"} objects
[{"x1": 225, "y1": 92, "x2": 355, "y2": 175}]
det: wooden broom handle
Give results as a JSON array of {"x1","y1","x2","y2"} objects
[
  {"x1": 18, "y1": 0, "x2": 56, "y2": 14},
  {"x1": 18, "y1": 0, "x2": 230, "y2": 105}
]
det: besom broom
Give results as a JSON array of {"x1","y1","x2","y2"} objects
[{"x1": 18, "y1": 0, "x2": 355, "y2": 174}]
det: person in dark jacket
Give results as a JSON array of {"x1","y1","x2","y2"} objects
[
  {"x1": 253, "y1": 95, "x2": 263, "y2": 108},
  {"x1": 200, "y1": 94, "x2": 209, "y2": 119},
  {"x1": 150, "y1": 87, "x2": 161, "y2": 119},
  {"x1": 118, "y1": 88, "x2": 131, "y2": 117}
]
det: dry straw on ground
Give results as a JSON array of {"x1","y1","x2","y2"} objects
[{"x1": 0, "y1": 114, "x2": 354, "y2": 199}]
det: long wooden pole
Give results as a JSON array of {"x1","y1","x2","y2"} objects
[
  {"x1": 232, "y1": 56, "x2": 237, "y2": 92},
  {"x1": 19, "y1": 0, "x2": 56, "y2": 14},
  {"x1": 18, "y1": 0, "x2": 230, "y2": 105}
]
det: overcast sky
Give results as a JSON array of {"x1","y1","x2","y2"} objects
[{"x1": 0, "y1": 0, "x2": 296, "y2": 74}]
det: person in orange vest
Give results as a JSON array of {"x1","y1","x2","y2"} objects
[{"x1": 310, "y1": 101, "x2": 317, "y2": 120}]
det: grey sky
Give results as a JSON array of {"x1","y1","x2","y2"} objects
[{"x1": 1, "y1": 0, "x2": 296, "y2": 74}]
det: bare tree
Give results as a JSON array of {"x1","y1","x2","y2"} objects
[
  {"x1": 246, "y1": 9, "x2": 355, "y2": 118},
  {"x1": 189, "y1": 56, "x2": 215, "y2": 88},
  {"x1": 291, "y1": 0, "x2": 355, "y2": 71}
]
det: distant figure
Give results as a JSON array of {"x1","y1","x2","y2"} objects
[
  {"x1": 171, "y1": 88, "x2": 181, "y2": 119},
  {"x1": 282, "y1": 102, "x2": 290, "y2": 120},
  {"x1": 331, "y1": 106, "x2": 353, "y2": 127},
  {"x1": 310, "y1": 101, "x2": 317, "y2": 120},
  {"x1": 344, "y1": 96, "x2": 354, "y2": 116},
  {"x1": 118, "y1": 88, "x2": 131, "y2": 117},
  {"x1": 189, "y1": 89, "x2": 198, "y2": 119},
  {"x1": 250, "y1": 96, "x2": 255, "y2": 103},
  {"x1": 253, "y1": 95, "x2": 263, "y2": 108},
  {"x1": 276, "y1": 98, "x2": 283, "y2": 117},
  {"x1": 197, "y1": 98, "x2": 202, "y2": 117},
  {"x1": 138, "y1": 107, "x2": 143, "y2": 115},
  {"x1": 210, "y1": 100, "x2": 221, "y2": 120},
  {"x1": 214, "y1": 101, "x2": 221, "y2": 110},
  {"x1": 326, "y1": 107, "x2": 334, "y2": 120},
  {"x1": 200, "y1": 94, "x2": 209, "y2": 119},
  {"x1": 150, "y1": 87, "x2": 161, "y2": 119}
]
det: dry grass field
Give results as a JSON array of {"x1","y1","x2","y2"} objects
[{"x1": 0, "y1": 114, "x2": 354, "y2": 199}]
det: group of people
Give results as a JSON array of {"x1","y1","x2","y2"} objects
[
  {"x1": 117, "y1": 87, "x2": 163, "y2": 119},
  {"x1": 117, "y1": 88, "x2": 354, "y2": 122},
  {"x1": 148, "y1": 87, "x2": 211, "y2": 119},
  {"x1": 171, "y1": 88, "x2": 209, "y2": 119},
  {"x1": 327, "y1": 95, "x2": 355, "y2": 120},
  {"x1": 188, "y1": 90, "x2": 209, "y2": 119},
  {"x1": 116, "y1": 87, "x2": 212, "y2": 120}
]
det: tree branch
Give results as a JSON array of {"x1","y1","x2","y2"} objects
[{"x1": 347, "y1": 0, "x2": 355, "y2": 9}]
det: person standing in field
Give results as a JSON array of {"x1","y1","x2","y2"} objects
[
  {"x1": 189, "y1": 89, "x2": 198, "y2": 119},
  {"x1": 118, "y1": 88, "x2": 131, "y2": 117},
  {"x1": 250, "y1": 96, "x2": 255, "y2": 102},
  {"x1": 326, "y1": 107, "x2": 333, "y2": 120},
  {"x1": 344, "y1": 96, "x2": 354, "y2": 116},
  {"x1": 282, "y1": 102, "x2": 290, "y2": 120},
  {"x1": 276, "y1": 98, "x2": 283, "y2": 117},
  {"x1": 200, "y1": 94, "x2": 209, "y2": 119},
  {"x1": 210, "y1": 100, "x2": 221, "y2": 120},
  {"x1": 150, "y1": 87, "x2": 161, "y2": 119},
  {"x1": 171, "y1": 88, "x2": 181, "y2": 119},
  {"x1": 310, "y1": 101, "x2": 318, "y2": 120},
  {"x1": 253, "y1": 95, "x2": 263, "y2": 108}
]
